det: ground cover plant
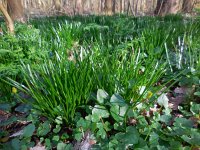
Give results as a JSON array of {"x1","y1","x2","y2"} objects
[{"x1": 0, "y1": 15, "x2": 200, "y2": 149}]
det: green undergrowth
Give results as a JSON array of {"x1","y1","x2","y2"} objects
[{"x1": 0, "y1": 15, "x2": 200, "y2": 149}]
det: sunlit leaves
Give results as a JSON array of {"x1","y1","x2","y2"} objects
[
  {"x1": 23, "y1": 124, "x2": 35, "y2": 138},
  {"x1": 92, "y1": 105, "x2": 109, "y2": 122}
]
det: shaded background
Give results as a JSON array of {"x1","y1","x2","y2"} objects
[{"x1": 22, "y1": 0, "x2": 195, "y2": 17}]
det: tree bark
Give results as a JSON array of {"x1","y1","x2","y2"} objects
[
  {"x1": 154, "y1": 0, "x2": 182, "y2": 16},
  {"x1": 54, "y1": 0, "x2": 62, "y2": 12},
  {"x1": 7, "y1": 0, "x2": 25, "y2": 22},
  {"x1": 105, "y1": 0, "x2": 112, "y2": 15},
  {"x1": 0, "y1": 3, "x2": 14, "y2": 34},
  {"x1": 182, "y1": 0, "x2": 194, "y2": 13}
]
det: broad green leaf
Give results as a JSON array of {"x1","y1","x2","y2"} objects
[
  {"x1": 0, "y1": 116, "x2": 17, "y2": 127},
  {"x1": 45, "y1": 138, "x2": 52, "y2": 149},
  {"x1": 76, "y1": 117, "x2": 90, "y2": 130},
  {"x1": 74, "y1": 132, "x2": 82, "y2": 141},
  {"x1": 92, "y1": 105, "x2": 109, "y2": 122},
  {"x1": 134, "y1": 138, "x2": 148, "y2": 149},
  {"x1": 110, "y1": 94, "x2": 126, "y2": 106},
  {"x1": 37, "y1": 121, "x2": 51, "y2": 136},
  {"x1": 159, "y1": 115, "x2": 172, "y2": 125},
  {"x1": 97, "y1": 89, "x2": 109, "y2": 104},
  {"x1": 55, "y1": 116, "x2": 63, "y2": 125},
  {"x1": 52, "y1": 135, "x2": 60, "y2": 142},
  {"x1": 115, "y1": 126, "x2": 139, "y2": 145},
  {"x1": 11, "y1": 138, "x2": 20, "y2": 150},
  {"x1": 103, "y1": 121, "x2": 111, "y2": 132},
  {"x1": 174, "y1": 118, "x2": 193, "y2": 128},
  {"x1": 15, "y1": 104, "x2": 32, "y2": 113},
  {"x1": 61, "y1": 133, "x2": 69, "y2": 140},
  {"x1": 149, "y1": 132, "x2": 159, "y2": 148},
  {"x1": 57, "y1": 142, "x2": 72, "y2": 150},
  {"x1": 0, "y1": 103, "x2": 11, "y2": 111},
  {"x1": 190, "y1": 103, "x2": 200, "y2": 115},
  {"x1": 138, "y1": 115, "x2": 148, "y2": 127},
  {"x1": 157, "y1": 145, "x2": 168, "y2": 150},
  {"x1": 125, "y1": 126, "x2": 140, "y2": 144},
  {"x1": 181, "y1": 130, "x2": 200, "y2": 145},
  {"x1": 96, "y1": 125, "x2": 107, "y2": 139},
  {"x1": 109, "y1": 138, "x2": 119, "y2": 149},
  {"x1": 194, "y1": 91, "x2": 200, "y2": 97},
  {"x1": 23, "y1": 124, "x2": 35, "y2": 138},
  {"x1": 169, "y1": 141, "x2": 182, "y2": 149},
  {"x1": 53, "y1": 125, "x2": 61, "y2": 134},
  {"x1": 110, "y1": 105, "x2": 127, "y2": 122}
]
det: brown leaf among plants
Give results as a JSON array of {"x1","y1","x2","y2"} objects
[
  {"x1": 168, "y1": 96, "x2": 184, "y2": 110},
  {"x1": 192, "y1": 147, "x2": 200, "y2": 150},
  {"x1": 174, "y1": 86, "x2": 195, "y2": 96},
  {"x1": 0, "y1": 109, "x2": 11, "y2": 123},
  {"x1": 128, "y1": 117, "x2": 137, "y2": 126},
  {"x1": 167, "y1": 86, "x2": 194, "y2": 110}
]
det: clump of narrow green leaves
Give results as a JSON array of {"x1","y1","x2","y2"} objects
[{"x1": 9, "y1": 52, "x2": 94, "y2": 124}]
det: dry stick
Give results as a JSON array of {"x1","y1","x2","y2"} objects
[{"x1": 0, "y1": 4, "x2": 14, "y2": 34}]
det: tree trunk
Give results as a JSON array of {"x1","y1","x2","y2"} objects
[
  {"x1": 54, "y1": 0, "x2": 62, "y2": 12},
  {"x1": 0, "y1": 3, "x2": 14, "y2": 34},
  {"x1": 112, "y1": 0, "x2": 116, "y2": 14},
  {"x1": 75, "y1": 0, "x2": 83, "y2": 14},
  {"x1": 154, "y1": 0, "x2": 182, "y2": 16},
  {"x1": 7, "y1": 0, "x2": 25, "y2": 22},
  {"x1": 182, "y1": 0, "x2": 194, "y2": 13},
  {"x1": 105, "y1": 0, "x2": 112, "y2": 15}
]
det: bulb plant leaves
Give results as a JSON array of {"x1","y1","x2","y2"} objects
[{"x1": 1, "y1": 14, "x2": 200, "y2": 149}]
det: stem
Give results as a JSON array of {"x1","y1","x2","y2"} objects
[{"x1": 0, "y1": 4, "x2": 14, "y2": 34}]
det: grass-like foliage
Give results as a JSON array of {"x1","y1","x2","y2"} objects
[
  {"x1": 1, "y1": 15, "x2": 200, "y2": 149},
  {"x1": 9, "y1": 52, "x2": 95, "y2": 123},
  {"x1": 8, "y1": 43, "x2": 166, "y2": 124},
  {"x1": 4, "y1": 15, "x2": 200, "y2": 124}
]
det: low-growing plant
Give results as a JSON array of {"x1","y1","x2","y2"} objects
[
  {"x1": 8, "y1": 52, "x2": 95, "y2": 124},
  {"x1": 1, "y1": 14, "x2": 200, "y2": 149},
  {"x1": 0, "y1": 23, "x2": 48, "y2": 101},
  {"x1": 74, "y1": 89, "x2": 200, "y2": 149}
]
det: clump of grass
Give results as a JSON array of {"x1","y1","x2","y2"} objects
[
  {"x1": 8, "y1": 42, "x2": 167, "y2": 124},
  {"x1": 5, "y1": 14, "x2": 200, "y2": 125},
  {"x1": 9, "y1": 52, "x2": 95, "y2": 124}
]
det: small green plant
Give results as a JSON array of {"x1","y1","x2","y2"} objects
[
  {"x1": 74, "y1": 89, "x2": 200, "y2": 149},
  {"x1": 0, "y1": 23, "x2": 48, "y2": 100},
  {"x1": 8, "y1": 52, "x2": 94, "y2": 124},
  {"x1": 1, "y1": 14, "x2": 200, "y2": 149}
]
